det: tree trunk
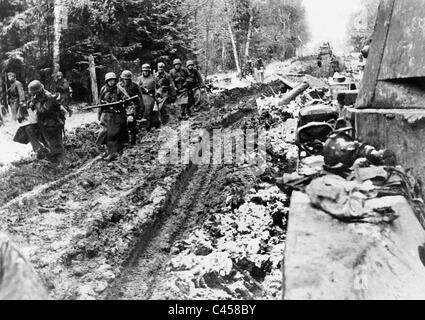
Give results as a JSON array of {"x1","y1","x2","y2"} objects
[
  {"x1": 53, "y1": 0, "x2": 67, "y2": 74},
  {"x1": 224, "y1": 0, "x2": 241, "y2": 75},
  {"x1": 221, "y1": 40, "x2": 226, "y2": 70},
  {"x1": 278, "y1": 82, "x2": 310, "y2": 106},
  {"x1": 204, "y1": 0, "x2": 214, "y2": 79},
  {"x1": 88, "y1": 55, "x2": 99, "y2": 105},
  {"x1": 227, "y1": 22, "x2": 241, "y2": 74},
  {"x1": 245, "y1": 11, "x2": 254, "y2": 61}
]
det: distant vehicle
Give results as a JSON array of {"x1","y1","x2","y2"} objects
[{"x1": 318, "y1": 42, "x2": 333, "y2": 58}]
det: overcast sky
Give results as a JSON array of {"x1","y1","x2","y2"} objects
[{"x1": 302, "y1": 0, "x2": 362, "y2": 54}]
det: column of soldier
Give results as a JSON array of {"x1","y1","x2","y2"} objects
[{"x1": 5, "y1": 58, "x2": 204, "y2": 163}]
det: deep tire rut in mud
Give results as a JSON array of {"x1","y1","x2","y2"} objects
[
  {"x1": 105, "y1": 164, "x2": 218, "y2": 300},
  {"x1": 0, "y1": 80, "x2": 291, "y2": 300}
]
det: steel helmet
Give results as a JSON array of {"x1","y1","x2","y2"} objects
[
  {"x1": 142, "y1": 64, "x2": 151, "y2": 71},
  {"x1": 28, "y1": 80, "x2": 44, "y2": 94},
  {"x1": 323, "y1": 131, "x2": 359, "y2": 169},
  {"x1": 121, "y1": 70, "x2": 133, "y2": 80},
  {"x1": 173, "y1": 59, "x2": 182, "y2": 66},
  {"x1": 157, "y1": 62, "x2": 166, "y2": 69},
  {"x1": 186, "y1": 60, "x2": 195, "y2": 67},
  {"x1": 105, "y1": 72, "x2": 117, "y2": 82}
]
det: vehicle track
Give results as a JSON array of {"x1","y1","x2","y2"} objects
[
  {"x1": 105, "y1": 163, "x2": 219, "y2": 300},
  {"x1": 104, "y1": 100, "x2": 261, "y2": 299}
]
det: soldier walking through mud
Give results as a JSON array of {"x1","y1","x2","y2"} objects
[
  {"x1": 52, "y1": 71, "x2": 73, "y2": 117},
  {"x1": 26, "y1": 80, "x2": 66, "y2": 163},
  {"x1": 97, "y1": 72, "x2": 130, "y2": 161},
  {"x1": 6, "y1": 72, "x2": 26, "y2": 122},
  {"x1": 170, "y1": 58, "x2": 192, "y2": 120},
  {"x1": 138, "y1": 64, "x2": 160, "y2": 130},
  {"x1": 119, "y1": 70, "x2": 144, "y2": 146},
  {"x1": 154, "y1": 62, "x2": 174, "y2": 125},
  {"x1": 186, "y1": 60, "x2": 204, "y2": 112}
]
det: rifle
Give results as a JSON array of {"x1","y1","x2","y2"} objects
[
  {"x1": 173, "y1": 84, "x2": 211, "y2": 98},
  {"x1": 82, "y1": 95, "x2": 139, "y2": 111}
]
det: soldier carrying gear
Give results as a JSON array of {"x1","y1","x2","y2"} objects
[
  {"x1": 7, "y1": 72, "x2": 26, "y2": 122},
  {"x1": 26, "y1": 80, "x2": 65, "y2": 163},
  {"x1": 97, "y1": 72, "x2": 130, "y2": 161},
  {"x1": 154, "y1": 62, "x2": 175, "y2": 125},
  {"x1": 186, "y1": 60, "x2": 205, "y2": 111},
  {"x1": 137, "y1": 63, "x2": 160, "y2": 130},
  {"x1": 170, "y1": 58, "x2": 192, "y2": 120},
  {"x1": 52, "y1": 71, "x2": 73, "y2": 117},
  {"x1": 120, "y1": 70, "x2": 144, "y2": 146}
]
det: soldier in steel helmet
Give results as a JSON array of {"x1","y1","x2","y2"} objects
[
  {"x1": 97, "y1": 72, "x2": 130, "y2": 161},
  {"x1": 6, "y1": 72, "x2": 26, "y2": 122},
  {"x1": 169, "y1": 58, "x2": 191, "y2": 120},
  {"x1": 154, "y1": 62, "x2": 174, "y2": 124},
  {"x1": 185, "y1": 60, "x2": 204, "y2": 112},
  {"x1": 51, "y1": 71, "x2": 73, "y2": 117},
  {"x1": 137, "y1": 63, "x2": 160, "y2": 130},
  {"x1": 119, "y1": 70, "x2": 144, "y2": 145},
  {"x1": 26, "y1": 80, "x2": 65, "y2": 163}
]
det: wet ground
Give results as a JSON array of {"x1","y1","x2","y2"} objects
[{"x1": 0, "y1": 76, "x2": 304, "y2": 300}]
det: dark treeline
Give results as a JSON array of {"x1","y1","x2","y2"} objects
[{"x1": 0, "y1": 0, "x2": 310, "y2": 100}]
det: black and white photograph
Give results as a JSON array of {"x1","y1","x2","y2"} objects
[{"x1": 0, "y1": 0, "x2": 424, "y2": 306}]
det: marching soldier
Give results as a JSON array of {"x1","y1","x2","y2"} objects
[
  {"x1": 186, "y1": 60, "x2": 204, "y2": 112},
  {"x1": 119, "y1": 70, "x2": 144, "y2": 146},
  {"x1": 170, "y1": 58, "x2": 191, "y2": 120},
  {"x1": 52, "y1": 71, "x2": 73, "y2": 117},
  {"x1": 7, "y1": 72, "x2": 26, "y2": 122},
  {"x1": 255, "y1": 58, "x2": 265, "y2": 83},
  {"x1": 154, "y1": 62, "x2": 174, "y2": 124},
  {"x1": 137, "y1": 64, "x2": 160, "y2": 130},
  {"x1": 27, "y1": 80, "x2": 65, "y2": 163},
  {"x1": 97, "y1": 72, "x2": 129, "y2": 161}
]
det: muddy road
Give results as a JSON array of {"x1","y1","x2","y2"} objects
[{"x1": 0, "y1": 80, "x2": 298, "y2": 300}]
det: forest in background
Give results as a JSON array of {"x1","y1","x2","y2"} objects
[
  {"x1": 0, "y1": 0, "x2": 311, "y2": 100},
  {"x1": 346, "y1": 0, "x2": 380, "y2": 51}
]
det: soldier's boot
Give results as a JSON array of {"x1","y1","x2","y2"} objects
[
  {"x1": 187, "y1": 104, "x2": 192, "y2": 118},
  {"x1": 130, "y1": 132, "x2": 137, "y2": 146},
  {"x1": 64, "y1": 105, "x2": 73, "y2": 117},
  {"x1": 105, "y1": 153, "x2": 118, "y2": 162},
  {"x1": 180, "y1": 105, "x2": 187, "y2": 120},
  {"x1": 36, "y1": 146, "x2": 49, "y2": 160},
  {"x1": 161, "y1": 108, "x2": 169, "y2": 125}
]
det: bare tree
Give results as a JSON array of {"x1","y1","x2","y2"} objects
[
  {"x1": 53, "y1": 0, "x2": 68, "y2": 73},
  {"x1": 224, "y1": 0, "x2": 241, "y2": 75},
  {"x1": 245, "y1": 8, "x2": 254, "y2": 61}
]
